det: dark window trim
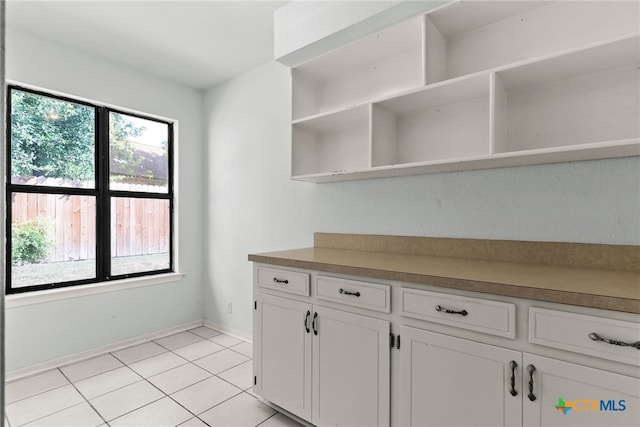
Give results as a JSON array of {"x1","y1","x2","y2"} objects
[{"x1": 5, "y1": 85, "x2": 174, "y2": 294}]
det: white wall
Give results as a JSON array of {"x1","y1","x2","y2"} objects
[
  {"x1": 204, "y1": 61, "x2": 640, "y2": 338},
  {"x1": 5, "y1": 29, "x2": 205, "y2": 371}
]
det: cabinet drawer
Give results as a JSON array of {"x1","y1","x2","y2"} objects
[
  {"x1": 257, "y1": 267, "x2": 309, "y2": 296},
  {"x1": 529, "y1": 307, "x2": 640, "y2": 366},
  {"x1": 315, "y1": 276, "x2": 391, "y2": 313},
  {"x1": 401, "y1": 288, "x2": 516, "y2": 338}
]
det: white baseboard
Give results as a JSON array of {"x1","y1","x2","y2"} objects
[
  {"x1": 203, "y1": 319, "x2": 252, "y2": 343},
  {"x1": 6, "y1": 319, "x2": 204, "y2": 382}
]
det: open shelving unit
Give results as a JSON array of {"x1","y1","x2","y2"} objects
[
  {"x1": 373, "y1": 73, "x2": 490, "y2": 167},
  {"x1": 292, "y1": 105, "x2": 370, "y2": 176},
  {"x1": 494, "y1": 36, "x2": 640, "y2": 155},
  {"x1": 289, "y1": 1, "x2": 640, "y2": 183},
  {"x1": 292, "y1": 16, "x2": 424, "y2": 121}
]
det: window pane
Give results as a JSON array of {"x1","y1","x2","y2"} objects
[
  {"x1": 111, "y1": 197, "x2": 170, "y2": 276},
  {"x1": 11, "y1": 193, "x2": 96, "y2": 288},
  {"x1": 110, "y1": 112, "x2": 169, "y2": 193},
  {"x1": 10, "y1": 89, "x2": 95, "y2": 189}
]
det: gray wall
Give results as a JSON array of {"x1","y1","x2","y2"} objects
[
  {"x1": 203, "y1": 61, "x2": 640, "y2": 338},
  {"x1": 4, "y1": 29, "x2": 206, "y2": 371}
]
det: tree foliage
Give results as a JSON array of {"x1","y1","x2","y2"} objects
[
  {"x1": 11, "y1": 90, "x2": 95, "y2": 181},
  {"x1": 10, "y1": 90, "x2": 147, "y2": 182},
  {"x1": 109, "y1": 112, "x2": 148, "y2": 179}
]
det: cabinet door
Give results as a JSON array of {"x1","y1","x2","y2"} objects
[
  {"x1": 254, "y1": 294, "x2": 312, "y2": 421},
  {"x1": 400, "y1": 326, "x2": 522, "y2": 427},
  {"x1": 523, "y1": 353, "x2": 640, "y2": 427},
  {"x1": 312, "y1": 306, "x2": 390, "y2": 427}
]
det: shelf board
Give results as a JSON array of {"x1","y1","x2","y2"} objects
[
  {"x1": 292, "y1": 105, "x2": 369, "y2": 133},
  {"x1": 496, "y1": 34, "x2": 639, "y2": 91},
  {"x1": 292, "y1": 139, "x2": 640, "y2": 183},
  {"x1": 376, "y1": 73, "x2": 489, "y2": 115},
  {"x1": 428, "y1": 1, "x2": 550, "y2": 39},
  {"x1": 293, "y1": 15, "x2": 423, "y2": 81}
]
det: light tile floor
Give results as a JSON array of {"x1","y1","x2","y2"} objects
[{"x1": 4, "y1": 327, "x2": 303, "y2": 427}]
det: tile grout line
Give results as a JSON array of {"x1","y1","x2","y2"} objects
[
  {"x1": 85, "y1": 343, "x2": 210, "y2": 424},
  {"x1": 78, "y1": 377, "x2": 147, "y2": 403},
  {"x1": 9, "y1": 368, "x2": 102, "y2": 427},
  {"x1": 255, "y1": 412, "x2": 279, "y2": 427},
  {"x1": 5, "y1": 329, "x2": 255, "y2": 427},
  {"x1": 58, "y1": 367, "x2": 109, "y2": 427},
  {"x1": 120, "y1": 356, "x2": 247, "y2": 427},
  {"x1": 4, "y1": 380, "x2": 69, "y2": 407},
  {"x1": 141, "y1": 354, "x2": 254, "y2": 424},
  {"x1": 12, "y1": 401, "x2": 88, "y2": 427},
  {"x1": 107, "y1": 381, "x2": 193, "y2": 426},
  {"x1": 64, "y1": 363, "x2": 125, "y2": 385},
  {"x1": 153, "y1": 331, "x2": 205, "y2": 352},
  {"x1": 104, "y1": 331, "x2": 248, "y2": 425},
  {"x1": 189, "y1": 389, "x2": 245, "y2": 419},
  {"x1": 163, "y1": 385, "x2": 242, "y2": 424},
  {"x1": 109, "y1": 347, "x2": 168, "y2": 367},
  {"x1": 97, "y1": 377, "x2": 166, "y2": 425}
]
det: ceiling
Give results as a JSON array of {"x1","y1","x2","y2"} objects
[{"x1": 6, "y1": 0, "x2": 287, "y2": 90}]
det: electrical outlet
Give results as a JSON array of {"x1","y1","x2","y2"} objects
[{"x1": 227, "y1": 301, "x2": 232, "y2": 314}]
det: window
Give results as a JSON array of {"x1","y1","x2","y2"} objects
[{"x1": 6, "y1": 86, "x2": 174, "y2": 293}]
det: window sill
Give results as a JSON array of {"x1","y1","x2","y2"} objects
[{"x1": 5, "y1": 272, "x2": 186, "y2": 309}]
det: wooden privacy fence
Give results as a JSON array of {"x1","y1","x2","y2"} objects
[{"x1": 12, "y1": 190, "x2": 169, "y2": 263}]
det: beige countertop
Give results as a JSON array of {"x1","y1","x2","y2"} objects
[{"x1": 248, "y1": 234, "x2": 640, "y2": 314}]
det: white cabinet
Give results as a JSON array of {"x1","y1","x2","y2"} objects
[
  {"x1": 523, "y1": 354, "x2": 640, "y2": 427},
  {"x1": 313, "y1": 306, "x2": 390, "y2": 427},
  {"x1": 528, "y1": 307, "x2": 640, "y2": 366},
  {"x1": 254, "y1": 290, "x2": 390, "y2": 426},
  {"x1": 400, "y1": 287, "x2": 516, "y2": 338},
  {"x1": 316, "y1": 275, "x2": 391, "y2": 313},
  {"x1": 253, "y1": 264, "x2": 640, "y2": 427},
  {"x1": 289, "y1": 1, "x2": 640, "y2": 183},
  {"x1": 254, "y1": 294, "x2": 312, "y2": 420},
  {"x1": 399, "y1": 329, "x2": 640, "y2": 427},
  {"x1": 399, "y1": 326, "x2": 522, "y2": 427}
]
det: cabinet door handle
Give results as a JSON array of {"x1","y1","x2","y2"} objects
[
  {"x1": 527, "y1": 364, "x2": 537, "y2": 401},
  {"x1": 304, "y1": 310, "x2": 311, "y2": 333},
  {"x1": 273, "y1": 278, "x2": 288, "y2": 284},
  {"x1": 339, "y1": 288, "x2": 361, "y2": 297},
  {"x1": 588, "y1": 332, "x2": 640, "y2": 349},
  {"x1": 312, "y1": 312, "x2": 318, "y2": 336},
  {"x1": 434, "y1": 305, "x2": 468, "y2": 316},
  {"x1": 509, "y1": 360, "x2": 518, "y2": 397}
]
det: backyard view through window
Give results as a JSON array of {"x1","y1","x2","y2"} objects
[{"x1": 7, "y1": 86, "x2": 173, "y2": 293}]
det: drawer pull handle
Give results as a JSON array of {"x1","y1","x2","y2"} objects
[
  {"x1": 509, "y1": 361, "x2": 518, "y2": 397},
  {"x1": 527, "y1": 364, "x2": 537, "y2": 402},
  {"x1": 339, "y1": 288, "x2": 361, "y2": 297},
  {"x1": 434, "y1": 305, "x2": 468, "y2": 316},
  {"x1": 304, "y1": 310, "x2": 311, "y2": 334},
  {"x1": 312, "y1": 312, "x2": 318, "y2": 336},
  {"x1": 273, "y1": 278, "x2": 288, "y2": 284},
  {"x1": 588, "y1": 333, "x2": 640, "y2": 350}
]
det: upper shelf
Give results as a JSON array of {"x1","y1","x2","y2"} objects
[
  {"x1": 289, "y1": 0, "x2": 640, "y2": 183},
  {"x1": 292, "y1": 16, "x2": 424, "y2": 121},
  {"x1": 424, "y1": 0, "x2": 639, "y2": 83}
]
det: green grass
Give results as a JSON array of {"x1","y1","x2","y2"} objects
[{"x1": 12, "y1": 253, "x2": 169, "y2": 288}]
